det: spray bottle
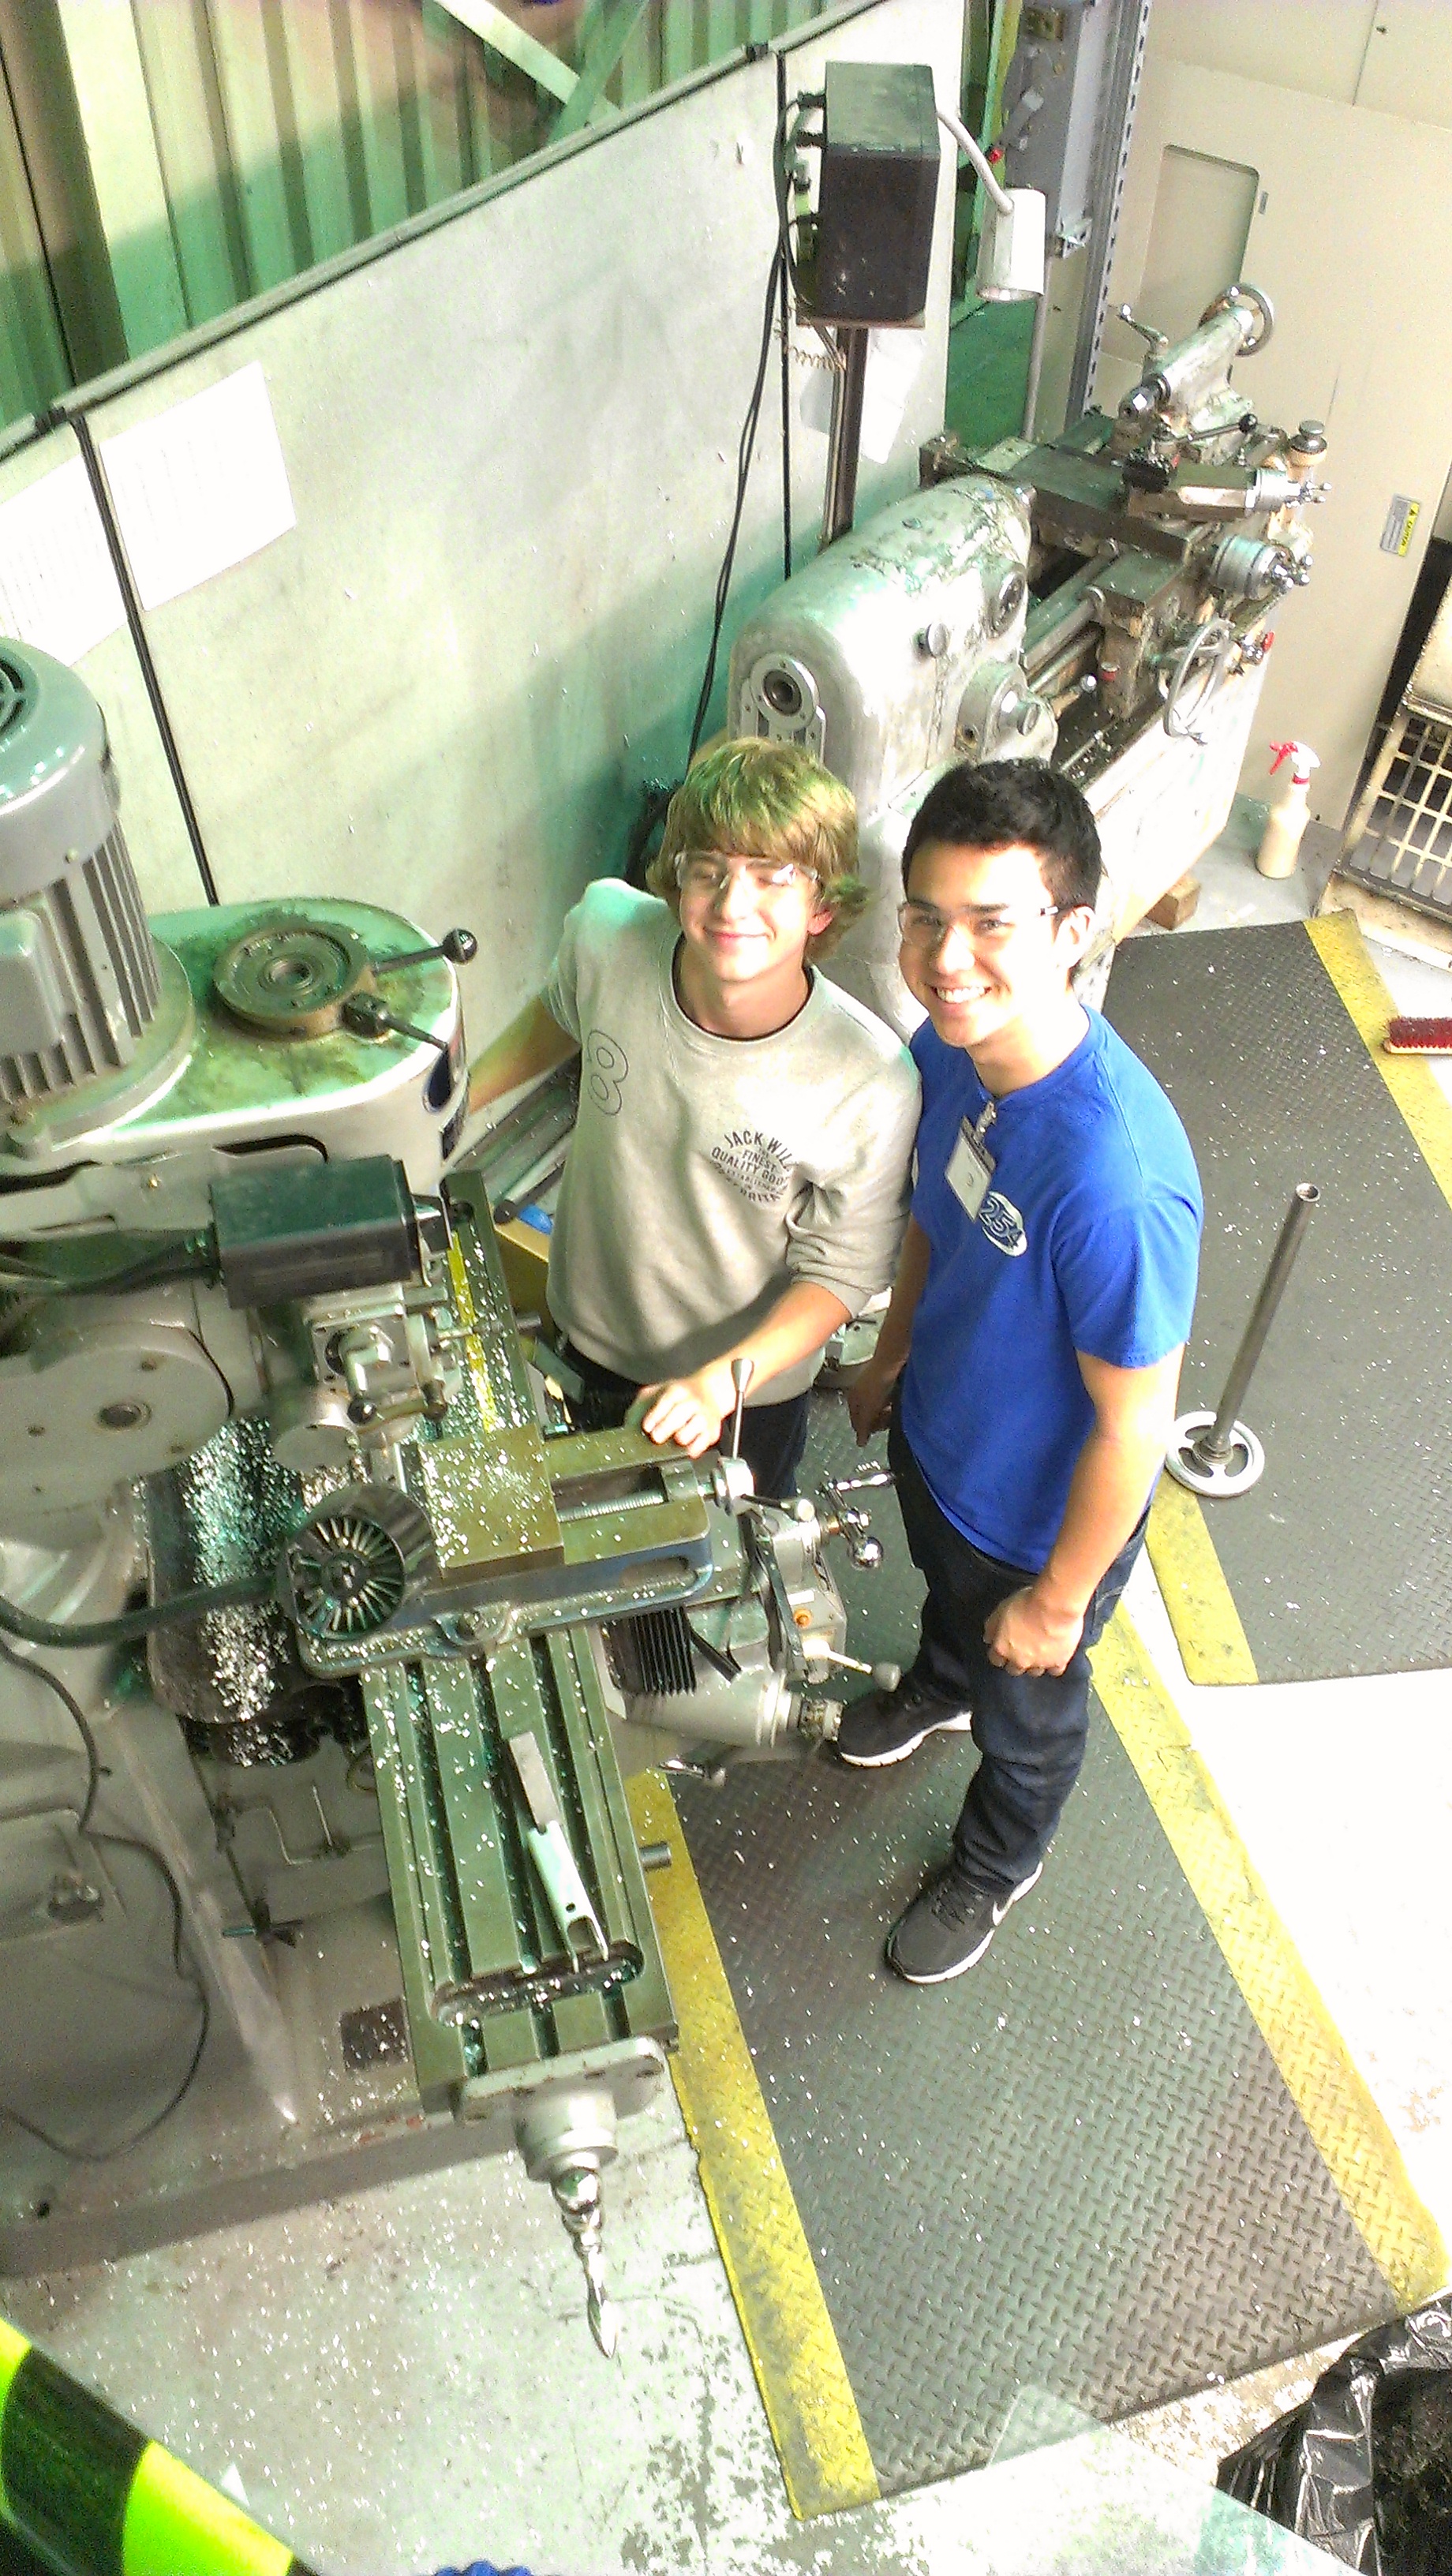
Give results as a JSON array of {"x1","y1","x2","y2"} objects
[{"x1": 1257, "y1": 740, "x2": 1320, "y2": 879}]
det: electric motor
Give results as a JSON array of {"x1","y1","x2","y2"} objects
[{"x1": 0, "y1": 639, "x2": 163, "y2": 1109}]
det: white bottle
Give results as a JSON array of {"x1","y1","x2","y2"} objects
[{"x1": 1257, "y1": 740, "x2": 1319, "y2": 879}]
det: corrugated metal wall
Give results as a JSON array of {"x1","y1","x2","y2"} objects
[{"x1": 0, "y1": 0, "x2": 834, "y2": 428}]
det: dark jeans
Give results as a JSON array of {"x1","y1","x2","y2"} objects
[
  {"x1": 888, "y1": 1409, "x2": 1146, "y2": 1892},
  {"x1": 559, "y1": 1338, "x2": 810, "y2": 1499}
]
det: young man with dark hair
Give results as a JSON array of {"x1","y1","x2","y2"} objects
[
  {"x1": 840, "y1": 758, "x2": 1202, "y2": 1983},
  {"x1": 466, "y1": 739, "x2": 919, "y2": 1496}
]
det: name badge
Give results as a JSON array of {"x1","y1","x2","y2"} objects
[{"x1": 946, "y1": 1104, "x2": 997, "y2": 1219}]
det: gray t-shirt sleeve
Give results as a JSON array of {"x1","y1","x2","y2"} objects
[
  {"x1": 541, "y1": 895, "x2": 587, "y2": 1040},
  {"x1": 784, "y1": 1054, "x2": 921, "y2": 1315}
]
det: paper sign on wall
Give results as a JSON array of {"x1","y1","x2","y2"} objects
[
  {"x1": 0, "y1": 458, "x2": 125, "y2": 665},
  {"x1": 799, "y1": 330, "x2": 926, "y2": 464},
  {"x1": 100, "y1": 361, "x2": 298, "y2": 612},
  {"x1": 1379, "y1": 495, "x2": 1420, "y2": 559}
]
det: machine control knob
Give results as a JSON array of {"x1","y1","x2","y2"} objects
[
  {"x1": 47, "y1": 1871, "x2": 103, "y2": 1924},
  {"x1": 342, "y1": 992, "x2": 449, "y2": 1058},
  {"x1": 370, "y1": 926, "x2": 479, "y2": 974}
]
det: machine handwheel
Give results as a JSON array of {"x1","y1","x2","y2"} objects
[
  {"x1": 284, "y1": 1487, "x2": 436, "y2": 1638},
  {"x1": 1199, "y1": 282, "x2": 1274, "y2": 353}
]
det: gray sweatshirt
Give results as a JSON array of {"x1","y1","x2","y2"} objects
[{"x1": 541, "y1": 880, "x2": 920, "y2": 1400}]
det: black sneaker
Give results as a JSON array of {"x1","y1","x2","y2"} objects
[
  {"x1": 835, "y1": 1672, "x2": 973, "y2": 1769},
  {"x1": 886, "y1": 1859, "x2": 1044, "y2": 1984}
]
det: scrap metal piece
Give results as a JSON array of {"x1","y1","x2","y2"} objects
[{"x1": 508, "y1": 1728, "x2": 608, "y2": 1960}]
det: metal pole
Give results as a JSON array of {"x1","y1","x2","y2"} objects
[
  {"x1": 69, "y1": 410, "x2": 221, "y2": 906},
  {"x1": 1021, "y1": 286, "x2": 1049, "y2": 441},
  {"x1": 728, "y1": 1356, "x2": 753, "y2": 1459},
  {"x1": 1166, "y1": 1184, "x2": 1319, "y2": 1496},
  {"x1": 777, "y1": 47, "x2": 792, "y2": 582},
  {"x1": 1065, "y1": 0, "x2": 1154, "y2": 423},
  {"x1": 1203, "y1": 1184, "x2": 1319, "y2": 1458},
  {"x1": 820, "y1": 327, "x2": 869, "y2": 549}
]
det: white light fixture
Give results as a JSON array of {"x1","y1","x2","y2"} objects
[{"x1": 936, "y1": 104, "x2": 1046, "y2": 304}]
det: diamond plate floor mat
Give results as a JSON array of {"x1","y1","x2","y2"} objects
[
  {"x1": 1105, "y1": 912, "x2": 1452, "y2": 1682},
  {"x1": 627, "y1": 1396, "x2": 1445, "y2": 2518}
]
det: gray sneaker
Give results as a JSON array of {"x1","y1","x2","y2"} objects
[
  {"x1": 887, "y1": 1859, "x2": 1044, "y2": 1984},
  {"x1": 835, "y1": 1672, "x2": 973, "y2": 1768}
]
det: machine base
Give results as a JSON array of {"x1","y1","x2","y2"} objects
[
  {"x1": 0, "y1": 1875, "x2": 667, "y2": 2276},
  {"x1": 1164, "y1": 1408, "x2": 1267, "y2": 1496}
]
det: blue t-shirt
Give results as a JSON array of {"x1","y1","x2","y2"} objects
[{"x1": 900, "y1": 1007, "x2": 1203, "y2": 1572}]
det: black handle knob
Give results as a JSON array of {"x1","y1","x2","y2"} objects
[
  {"x1": 342, "y1": 994, "x2": 391, "y2": 1039},
  {"x1": 342, "y1": 993, "x2": 447, "y2": 1058},
  {"x1": 371, "y1": 928, "x2": 477, "y2": 976}
]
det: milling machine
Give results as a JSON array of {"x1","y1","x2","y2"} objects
[
  {"x1": 731, "y1": 282, "x2": 1326, "y2": 1025},
  {"x1": 0, "y1": 642, "x2": 886, "y2": 2349}
]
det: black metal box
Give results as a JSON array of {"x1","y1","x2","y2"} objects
[
  {"x1": 211, "y1": 1154, "x2": 419, "y2": 1309},
  {"x1": 810, "y1": 62, "x2": 940, "y2": 326}
]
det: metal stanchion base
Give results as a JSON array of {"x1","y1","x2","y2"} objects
[{"x1": 1164, "y1": 1409, "x2": 1267, "y2": 1496}]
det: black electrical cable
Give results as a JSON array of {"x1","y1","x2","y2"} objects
[
  {"x1": 0, "y1": 1633, "x2": 100, "y2": 1833},
  {"x1": 776, "y1": 51, "x2": 792, "y2": 582},
  {"x1": 683, "y1": 85, "x2": 818, "y2": 768},
  {"x1": 0, "y1": 1640, "x2": 210, "y2": 2159},
  {"x1": 69, "y1": 412, "x2": 221, "y2": 908},
  {"x1": 686, "y1": 237, "x2": 784, "y2": 766},
  {"x1": 0, "y1": 1571, "x2": 274, "y2": 1653},
  {"x1": 0, "y1": 1237, "x2": 215, "y2": 1301}
]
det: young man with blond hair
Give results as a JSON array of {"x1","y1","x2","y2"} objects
[{"x1": 466, "y1": 739, "x2": 919, "y2": 1494}]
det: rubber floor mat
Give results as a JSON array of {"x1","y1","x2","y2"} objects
[
  {"x1": 1105, "y1": 914, "x2": 1452, "y2": 1683},
  {"x1": 646, "y1": 1396, "x2": 1443, "y2": 2512}
]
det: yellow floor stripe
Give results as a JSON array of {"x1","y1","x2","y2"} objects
[
  {"x1": 1145, "y1": 1477, "x2": 1259, "y2": 1685},
  {"x1": 1309, "y1": 909, "x2": 1452, "y2": 1212},
  {"x1": 1091, "y1": 1608, "x2": 1448, "y2": 2309},
  {"x1": 625, "y1": 1770, "x2": 879, "y2": 2520}
]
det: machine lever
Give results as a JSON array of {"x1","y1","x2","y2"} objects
[
  {"x1": 370, "y1": 927, "x2": 478, "y2": 973},
  {"x1": 493, "y1": 1154, "x2": 567, "y2": 1225},
  {"x1": 1116, "y1": 302, "x2": 1169, "y2": 356},
  {"x1": 728, "y1": 1355, "x2": 753, "y2": 1459},
  {"x1": 807, "y1": 1644, "x2": 901, "y2": 1690},
  {"x1": 342, "y1": 992, "x2": 449, "y2": 1055}
]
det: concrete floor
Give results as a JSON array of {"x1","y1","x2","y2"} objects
[{"x1": 6, "y1": 814, "x2": 1450, "y2": 2576}]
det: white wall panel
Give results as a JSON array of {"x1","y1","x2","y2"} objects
[
  {"x1": 0, "y1": 2, "x2": 960, "y2": 1058},
  {"x1": 1353, "y1": 0, "x2": 1452, "y2": 127},
  {"x1": 1148, "y1": 0, "x2": 1378, "y2": 107}
]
